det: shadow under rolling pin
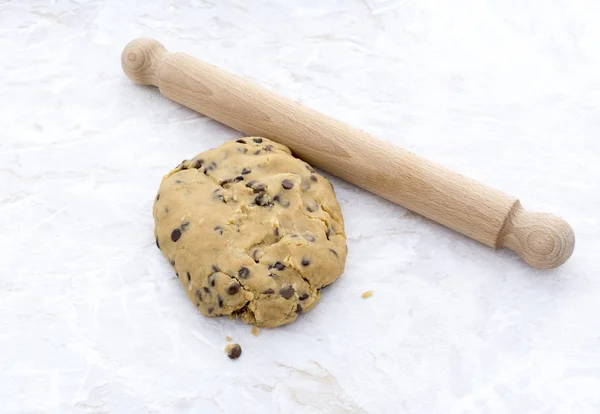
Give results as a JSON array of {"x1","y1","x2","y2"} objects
[{"x1": 121, "y1": 38, "x2": 575, "y2": 269}]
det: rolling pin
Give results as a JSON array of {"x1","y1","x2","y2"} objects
[{"x1": 121, "y1": 38, "x2": 575, "y2": 269}]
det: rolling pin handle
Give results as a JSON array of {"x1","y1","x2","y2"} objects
[
  {"x1": 121, "y1": 38, "x2": 168, "y2": 86},
  {"x1": 499, "y1": 202, "x2": 575, "y2": 269}
]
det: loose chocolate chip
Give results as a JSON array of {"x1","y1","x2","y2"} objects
[
  {"x1": 212, "y1": 264, "x2": 221, "y2": 273},
  {"x1": 155, "y1": 238, "x2": 160, "y2": 249},
  {"x1": 329, "y1": 248, "x2": 338, "y2": 257},
  {"x1": 296, "y1": 304, "x2": 303, "y2": 314},
  {"x1": 155, "y1": 193, "x2": 160, "y2": 201},
  {"x1": 207, "y1": 307, "x2": 214, "y2": 314},
  {"x1": 264, "y1": 144, "x2": 274, "y2": 151},
  {"x1": 310, "y1": 174, "x2": 318, "y2": 182},
  {"x1": 241, "y1": 168, "x2": 251, "y2": 175},
  {"x1": 279, "y1": 285, "x2": 295, "y2": 299},
  {"x1": 208, "y1": 274, "x2": 216, "y2": 287},
  {"x1": 253, "y1": 137, "x2": 263, "y2": 143},
  {"x1": 251, "y1": 250, "x2": 259, "y2": 263},
  {"x1": 281, "y1": 179, "x2": 294, "y2": 190},
  {"x1": 305, "y1": 164, "x2": 315, "y2": 173},
  {"x1": 170, "y1": 259, "x2": 175, "y2": 266},
  {"x1": 196, "y1": 290, "x2": 202, "y2": 302},
  {"x1": 227, "y1": 344, "x2": 242, "y2": 359},
  {"x1": 303, "y1": 234, "x2": 316, "y2": 242},
  {"x1": 218, "y1": 295, "x2": 223, "y2": 308},
  {"x1": 236, "y1": 139, "x2": 246, "y2": 144},
  {"x1": 226, "y1": 282, "x2": 240, "y2": 295},
  {"x1": 194, "y1": 159, "x2": 204, "y2": 168},
  {"x1": 263, "y1": 288, "x2": 274, "y2": 294},
  {"x1": 299, "y1": 293, "x2": 309, "y2": 300},
  {"x1": 171, "y1": 228, "x2": 182, "y2": 242},
  {"x1": 203, "y1": 287, "x2": 210, "y2": 294},
  {"x1": 238, "y1": 267, "x2": 250, "y2": 279},
  {"x1": 181, "y1": 221, "x2": 190, "y2": 231},
  {"x1": 187, "y1": 272, "x2": 191, "y2": 282},
  {"x1": 301, "y1": 257, "x2": 311, "y2": 266},
  {"x1": 269, "y1": 261, "x2": 285, "y2": 271},
  {"x1": 238, "y1": 148, "x2": 248, "y2": 154},
  {"x1": 214, "y1": 226, "x2": 224, "y2": 235}
]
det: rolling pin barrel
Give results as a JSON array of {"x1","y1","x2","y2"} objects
[{"x1": 122, "y1": 38, "x2": 574, "y2": 269}]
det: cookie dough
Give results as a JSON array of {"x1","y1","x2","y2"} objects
[{"x1": 153, "y1": 137, "x2": 347, "y2": 328}]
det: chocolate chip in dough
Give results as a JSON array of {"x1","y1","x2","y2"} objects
[
  {"x1": 269, "y1": 261, "x2": 286, "y2": 271},
  {"x1": 279, "y1": 284, "x2": 295, "y2": 299},
  {"x1": 299, "y1": 293, "x2": 309, "y2": 301},
  {"x1": 310, "y1": 174, "x2": 318, "y2": 182},
  {"x1": 155, "y1": 238, "x2": 160, "y2": 249},
  {"x1": 281, "y1": 179, "x2": 294, "y2": 190},
  {"x1": 253, "y1": 138, "x2": 263, "y2": 143},
  {"x1": 187, "y1": 272, "x2": 191, "y2": 282},
  {"x1": 263, "y1": 288, "x2": 274, "y2": 295},
  {"x1": 236, "y1": 139, "x2": 246, "y2": 144},
  {"x1": 226, "y1": 343, "x2": 242, "y2": 360},
  {"x1": 194, "y1": 159, "x2": 204, "y2": 169},
  {"x1": 296, "y1": 304, "x2": 303, "y2": 314},
  {"x1": 241, "y1": 168, "x2": 251, "y2": 175},
  {"x1": 218, "y1": 295, "x2": 224, "y2": 308},
  {"x1": 214, "y1": 226, "x2": 224, "y2": 235},
  {"x1": 226, "y1": 282, "x2": 241, "y2": 295},
  {"x1": 238, "y1": 267, "x2": 250, "y2": 279},
  {"x1": 181, "y1": 221, "x2": 190, "y2": 231},
  {"x1": 301, "y1": 257, "x2": 311, "y2": 266}
]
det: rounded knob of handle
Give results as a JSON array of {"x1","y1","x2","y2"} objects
[
  {"x1": 499, "y1": 202, "x2": 575, "y2": 269},
  {"x1": 121, "y1": 38, "x2": 168, "y2": 86}
]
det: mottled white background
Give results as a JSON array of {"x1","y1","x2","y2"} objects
[{"x1": 1, "y1": 0, "x2": 599, "y2": 413}]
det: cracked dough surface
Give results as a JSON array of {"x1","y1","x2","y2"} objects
[{"x1": 153, "y1": 137, "x2": 347, "y2": 328}]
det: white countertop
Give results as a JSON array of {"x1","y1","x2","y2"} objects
[{"x1": 2, "y1": 1, "x2": 599, "y2": 413}]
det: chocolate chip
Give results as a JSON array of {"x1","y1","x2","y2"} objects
[
  {"x1": 254, "y1": 193, "x2": 272, "y2": 207},
  {"x1": 303, "y1": 234, "x2": 316, "y2": 242},
  {"x1": 187, "y1": 272, "x2": 191, "y2": 282},
  {"x1": 155, "y1": 238, "x2": 160, "y2": 249},
  {"x1": 203, "y1": 287, "x2": 210, "y2": 294},
  {"x1": 265, "y1": 144, "x2": 274, "y2": 151},
  {"x1": 176, "y1": 272, "x2": 179, "y2": 278},
  {"x1": 196, "y1": 290, "x2": 202, "y2": 302},
  {"x1": 180, "y1": 160, "x2": 189, "y2": 170},
  {"x1": 212, "y1": 264, "x2": 221, "y2": 273},
  {"x1": 181, "y1": 221, "x2": 190, "y2": 231},
  {"x1": 241, "y1": 168, "x2": 251, "y2": 175},
  {"x1": 296, "y1": 304, "x2": 303, "y2": 314},
  {"x1": 254, "y1": 150, "x2": 261, "y2": 155},
  {"x1": 214, "y1": 226, "x2": 224, "y2": 235},
  {"x1": 238, "y1": 148, "x2": 248, "y2": 154},
  {"x1": 263, "y1": 288, "x2": 274, "y2": 294},
  {"x1": 219, "y1": 178, "x2": 233, "y2": 188},
  {"x1": 226, "y1": 282, "x2": 240, "y2": 295},
  {"x1": 155, "y1": 193, "x2": 160, "y2": 201},
  {"x1": 279, "y1": 285, "x2": 295, "y2": 299},
  {"x1": 238, "y1": 267, "x2": 250, "y2": 279},
  {"x1": 254, "y1": 183, "x2": 266, "y2": 193},
  {"x1": 171, "y1": 229, "x2": 182, "y2": 242},
  {"x1": 208, "y1": 274, "x2": 216, "y2": 287},
  {"x1": 305, "y1": 164, "x2": 315, "y2": 173},
  {"x1": 207, "y1": 307, "x2": 214, "y2": 314},
  {"x1": 273, "y1": 195, "x2": 280, "y2": 203},
  {"x1": 253, "y1": 138, "x2": 263, "y2": 143},
  {"x1": 215, "y1": 194, "x2": 226, "y2": 203},
  {"x1": 236, "y1": 139, "x2": 246, "y2": 144},
  {"x1": 329, "y1": 248, "x2": 338, "y2": 257},
  {"x1": 218, "y1": 295, "x2": 223, "y2": 308},
  {"x1": 245, "y1": 180, "x2": 256, "y2": 188},
  {"x1": 234, "y1": 175, "x2": 244, "y2": 182},
  {"x1": 269, "y1": 261, "x2": 285, "y2": 271},
  {"x1": 227, "y1": 344, "x2": 242, "y2": 360},
  {"x1": 170, "y1": 259, "x2": 175, "y2": 266},
  {"x1": 281, "y1": 179, "x2": 294, "y2": 190},
  {"x1": 310, "y1": 174, "x2": 318, "y2": 182},
  {"x1": 251, "y1": 250, "x2": 259, "y2": 263},
  {"x1": 194, "y1": 159, "x2": 204, "y2": 168},
  {"x1": 301, "y1": 257, "x2": 311, "y2": 266},
  {"x1": 299, "y1": 293, "x2": 309, "y2": 300},
  {"x1": 306, "y1": 204, "x2": 317, "y2": 212}
]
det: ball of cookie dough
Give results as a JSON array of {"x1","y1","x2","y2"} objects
[{"x1": 153, "y1": 137, "x2": 347, "y2": 328}]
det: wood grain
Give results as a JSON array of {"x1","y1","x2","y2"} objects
[{"x1": 121, "y1": 38, "x2": 575, "y2": 269}]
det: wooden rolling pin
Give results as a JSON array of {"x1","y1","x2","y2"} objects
[{"x1": 121, "y1": 38, "x2": 575, "y2": 269}]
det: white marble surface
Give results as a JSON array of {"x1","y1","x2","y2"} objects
[{"x1": 1, "y1": 0, "x2": 600, "y2": 413}]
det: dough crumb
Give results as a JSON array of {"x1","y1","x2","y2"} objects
[
  {"x1": 226, "y1": 336, "x2": 232, "y2": 342},
  {"x1": 225, "y1": 343, "x2": 242, "y2": 360},
  {"x1": 251, "y1": 326, "x2": 260, "y2": 336},
  {"x1": 361, "y1": 290, "x2": 373, "y2": 299}
]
